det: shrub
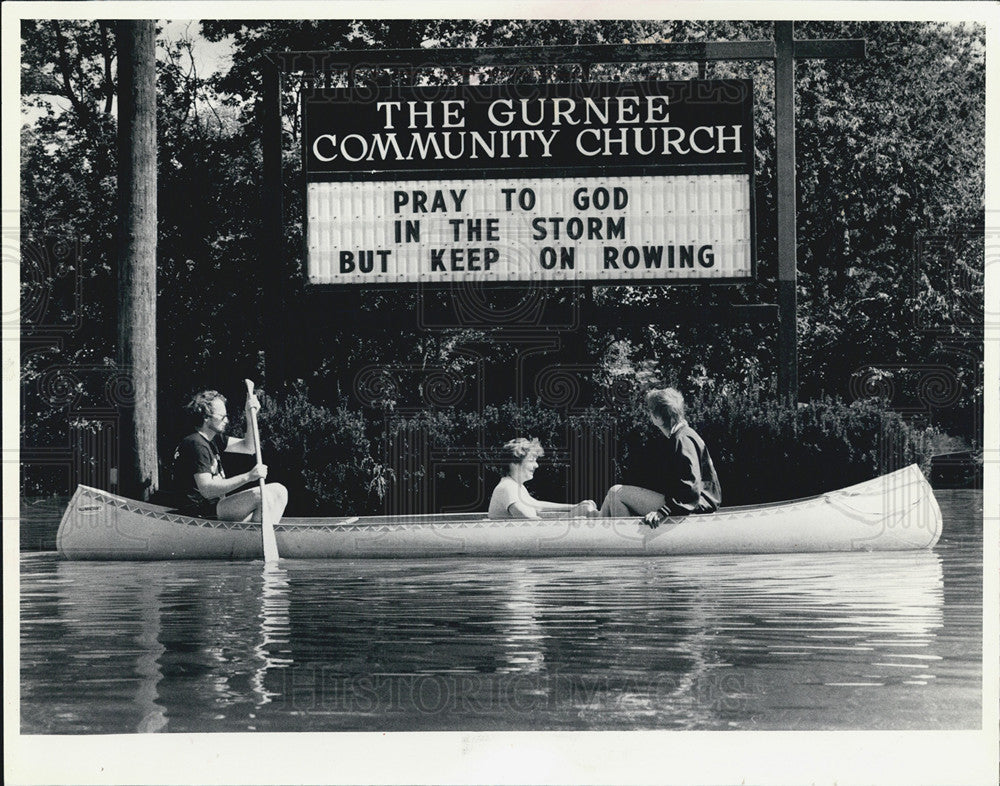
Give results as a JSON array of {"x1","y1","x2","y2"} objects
[
  {"x1": 680, "y1": 392, "x2": 940, "y2": 503},
  {"x1": 258, "y1": 382, "x2": 384, "y2": 515},
  {"x1": 257, "y1": 385, "x2": 943, "y2": 514}
]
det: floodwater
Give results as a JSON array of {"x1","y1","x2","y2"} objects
[{"x1": 19, "y1": 490, "x2": 982, "y2": 733}]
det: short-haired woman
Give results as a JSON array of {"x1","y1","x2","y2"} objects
[
  {"x1": 598, "y1": 387, "x2": 721, "y2": 527},
  {"x1": 488, "y1": 437, "x2": 599, "y2": 519}
]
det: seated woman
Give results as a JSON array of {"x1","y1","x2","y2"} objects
[
  {"x1": 488, "y1": 437, "x2": 599, "y2": 519},
  {"x1": 598, "y1": 387, "x2": 721, "y2": 528}
]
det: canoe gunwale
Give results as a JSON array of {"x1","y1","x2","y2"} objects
[
  {"x1": 56, "y1": 465, "x2": 942, "y2": 559},
  {"x1": 65, "y1": 464, "x2": 912, "y2": 531}
]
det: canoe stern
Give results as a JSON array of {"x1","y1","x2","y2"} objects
[{"x1": 57, "y1": 485, "x2": 264, "y2": 560}]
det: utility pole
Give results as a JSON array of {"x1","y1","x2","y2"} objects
[{"x1": 116, "y1": 20, "x2": 158, "y2": 499}]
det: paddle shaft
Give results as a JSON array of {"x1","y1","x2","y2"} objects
[
  {"x1": 248, "y1": 408, "x2": 267, "y2": 506},
  {"x1": 245, "y1": 380, "x2": 279, "y2": 561}
]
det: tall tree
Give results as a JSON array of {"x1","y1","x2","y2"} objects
[{"x1": 116, "y1": 20, "x2": 158, "y2": 499}]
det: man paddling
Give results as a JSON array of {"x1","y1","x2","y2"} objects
[{"x1": 172, "y1": 389, "x2": 288, "y2": 523}]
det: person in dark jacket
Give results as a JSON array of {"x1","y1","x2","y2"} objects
[{"x1": 598, "y1": 387, "x2": 721, "y2": 527}]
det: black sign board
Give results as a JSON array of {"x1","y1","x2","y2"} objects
[{"x1": 304, "y1": 79, "x2": 754, "y2": 180}]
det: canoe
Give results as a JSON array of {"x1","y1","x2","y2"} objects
[{"x1": 55, "y1": 465, "x2": 941, "y2": 560}]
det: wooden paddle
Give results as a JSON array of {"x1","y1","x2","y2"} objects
[{"x1": 245, "y1": 379, "x2": 279, "y2": 562}]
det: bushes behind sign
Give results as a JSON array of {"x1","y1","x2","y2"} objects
[{"x1": 257, "y1": 384, "x2": 943, "y2": 516}]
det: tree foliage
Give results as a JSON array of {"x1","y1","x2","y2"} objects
[{"x1": 20, "y1": 19, "x2": 985, "y2": 498}]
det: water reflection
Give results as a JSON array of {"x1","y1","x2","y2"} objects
[
  {"x1": 134, "y1": 580, "x2": 166, "y2": 732},
  {"x1": 32, "y1": 562, "x2": 178, "y2": 733},
  {"x1": 656, "y1": 552, "x2": 945, "y2": 683},
  {"x1": 19, "y1": 524, "x2": 968, "y2": 732},
  {"x1": 497, "y1": 563, "x2": 546, "y2": 673},
  {"x1": 252, "y1": 564, "x2": 292, "y2": 708}
]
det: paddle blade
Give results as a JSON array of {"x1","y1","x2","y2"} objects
[{"x1": 260, "y1": 489, "x2": 279, "y2": 562}]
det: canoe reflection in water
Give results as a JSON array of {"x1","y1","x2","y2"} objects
[{"x1": 31, "y1": 546, "x2": 945, "y2": 732}]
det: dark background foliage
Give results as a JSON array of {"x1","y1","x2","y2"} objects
[
  {"x1": 20, "y1": 19, "x2": 984, "y2": 506},
  {"x1": 252, "y1": 385, "x2": 945, "y2": 516}
]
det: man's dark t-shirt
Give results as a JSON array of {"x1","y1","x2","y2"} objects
[{"x1": 172, "y1": 432, "x2": 227, "y2": 514}]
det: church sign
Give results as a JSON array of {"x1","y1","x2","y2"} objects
[{"x1": 302, "y1": 79, "x2": 755, "y2": 285}]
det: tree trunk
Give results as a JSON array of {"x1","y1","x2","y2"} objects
[{"x1": 116, "y1": 20, "x2": 158, "y2": 500}]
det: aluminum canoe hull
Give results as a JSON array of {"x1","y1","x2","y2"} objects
[{"x1": 55, "y1": 465, "x2": 942, "y2": 560}]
